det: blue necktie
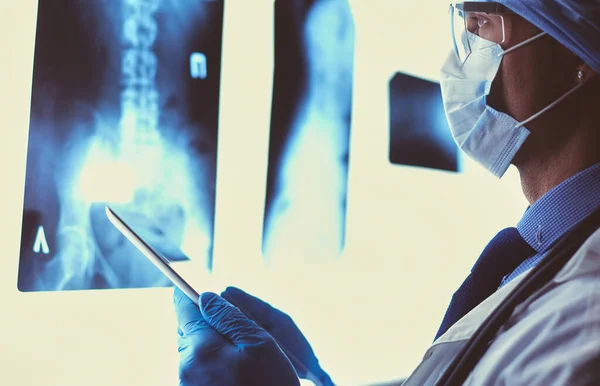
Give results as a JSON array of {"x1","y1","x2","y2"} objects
[{"x1": 434, "y1": 227, "x2": 536, "y2": 340}]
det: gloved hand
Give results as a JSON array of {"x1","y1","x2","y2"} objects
[
  {"x1": 221, "y1": 287, "x2": 335, "y2": 386},
  {"x1": 174, "y1": 288, "x2": 301, "y2": 386}
]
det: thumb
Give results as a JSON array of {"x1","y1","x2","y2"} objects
[{"x1": 199, "y1": 292, "x2": 271, "y2": 346}]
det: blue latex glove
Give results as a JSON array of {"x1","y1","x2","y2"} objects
[
  {"x1": 174, "y1": 288, "x2": 301, "y2": 386},
  {"x1": 221, "y1": 287, "x2": 335, "y2": 386}
]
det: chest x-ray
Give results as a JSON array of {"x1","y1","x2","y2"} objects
[
  {"x1": 389, "y1": 72, "x2": 459, "y2": 172},
  {"x1": 18, "y1": 0, "x2": 224, "y2": 292},
  {"x1": 262, "y1": 0, "x2": 355, "y2": 268}
]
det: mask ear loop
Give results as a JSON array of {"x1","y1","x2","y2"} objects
[
  {"x1": 499, "y1": 31, "x2": 547, "y2": 57},
  {"x1": 514, "y1": 82, "x2": 586, "y2": 129},
  {"x1": 493, "y1": 30, "x2": 583, "y2": 130}
]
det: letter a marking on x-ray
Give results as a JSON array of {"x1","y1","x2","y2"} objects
[{"x1": 33, "y1": 225, "x2": 50, "y2": 254}]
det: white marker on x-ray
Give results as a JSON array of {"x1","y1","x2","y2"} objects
[
  {"x1": 190, "y1": 52, "x2": 207, "y2": 79},
  {"x1": 33, "y1": 225, "x2": 50, "y2": 254}
]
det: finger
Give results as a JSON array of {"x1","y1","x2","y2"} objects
[
  {"x1": 220, "y1": 287, "x2": 276, "y2": 327},
  {"x1": 174, "y1": 287, "x2": 211, "y2": 335},
  {"x1": 200, "y1": 292, "x2": 271, "y2": 345},
  {"x1": 221, "y1": 288, "x2": 314, "y2": 376}
]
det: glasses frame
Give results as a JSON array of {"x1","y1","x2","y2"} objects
[{"x1": 450, "y1": 2, "x2": 515, "y2": 64}]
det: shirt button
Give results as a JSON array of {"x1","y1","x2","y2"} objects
[{"x1": 424, "y1": 349, "x2": 433, "y2": 360}]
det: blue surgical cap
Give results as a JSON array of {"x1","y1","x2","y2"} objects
[{"x1": 492, "y1": 0, "x2": 600, "y2": 74}]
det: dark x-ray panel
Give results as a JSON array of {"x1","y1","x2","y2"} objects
[
  {"x1": 389, "y1": 72, "x2": 459, "y2": 172},
  {"x1": 262, "y1": 0, "x2": 355, "y2": 267},
  {"x1": 18, "y1": 0, "x2": 224, "y2": 292}
]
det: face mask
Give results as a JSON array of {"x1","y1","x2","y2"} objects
[{"x1": 439, "y1": 31, "x2": 585, "y2": 178}]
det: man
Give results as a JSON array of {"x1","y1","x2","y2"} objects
[{"x1": 173, "y1": 1, "x2": 600, "y2": 385}]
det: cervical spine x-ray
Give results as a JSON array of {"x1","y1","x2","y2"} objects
[
  {"x1": 262, "y1": 0, "x2": 355, "y2": 267},
  {"x1": 18, "y1": 0, "x2": 224, "y2": 292}
]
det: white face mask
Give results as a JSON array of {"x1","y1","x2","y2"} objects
[{"x1": 440, "y1": 31, "x2": 585, "y2": 178}]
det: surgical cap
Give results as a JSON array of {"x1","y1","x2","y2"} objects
[{"x1": 493, "y1": 0, "x2": 600, "y2": 74}]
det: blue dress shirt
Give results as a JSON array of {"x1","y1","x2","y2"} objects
[{"x1": 500, "y1": 162, "x2": 600, "y2": 287}]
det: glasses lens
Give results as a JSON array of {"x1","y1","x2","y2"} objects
[
  {"x1": 451, "y1": 5, "x2": 470, "y2": 63},
  {"x1": 450, "y1": 4, "x2": 506, "y2": 63},
  {"x1": 465, "y1": 12, "x2": 505, "y2": 44}
]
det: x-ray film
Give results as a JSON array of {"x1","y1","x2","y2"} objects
[
  {"x1": 262, "y1": 0, "x2": 355, "y2": 267},
  {"x1": 18, "y1": 0, "x2": 224, "y2": 291},
  {"x1": 389, "y1": 73, "x2": 459, "y2": 172}
]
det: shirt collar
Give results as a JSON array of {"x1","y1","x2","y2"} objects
[{"x1": 517, "y1": 162, "x2": 600, "y2": 253}]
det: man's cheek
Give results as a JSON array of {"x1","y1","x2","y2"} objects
[{"x1": 487, "y1": 69, "x2": 506, "y2": 112}]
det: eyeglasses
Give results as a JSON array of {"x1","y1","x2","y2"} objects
[{"x1": 450, "y1": 2, "x2": 514, "y2": 64}]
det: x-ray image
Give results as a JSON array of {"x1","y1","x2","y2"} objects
[
  {"x1": 389, "y1": 73, "x2": 459, "y2": 172},
  {"x1": 18, "y1": 0, "x2": 224, "y2": 292},
  {"x1": 262, "y1": 0, "x2": 355, "y2": 267}
]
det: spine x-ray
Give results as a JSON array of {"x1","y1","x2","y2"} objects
[
  {"x1": 18, "y1": 0, "x2": 224, "y2": 291},
  {"x1": 262, "y1": 0, "x2": 355, "y2": 267}
]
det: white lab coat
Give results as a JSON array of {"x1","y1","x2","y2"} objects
[{"x1": 401, "y1": 226, "x2": 600, "y2": 385}]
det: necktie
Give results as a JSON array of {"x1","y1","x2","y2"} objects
[{"x1": 434, "y1": 227, "x2": 536, "y2": 340}]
